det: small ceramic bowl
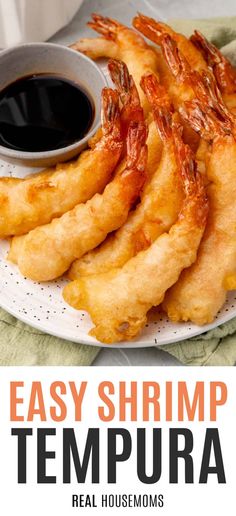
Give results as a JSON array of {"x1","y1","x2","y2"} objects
[{"x1": 0, "y1": 42, "x2": 107, "y2": 167}]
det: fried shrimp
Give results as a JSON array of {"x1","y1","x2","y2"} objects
[
  {"x1": 0, "y1": 88, "x2": 123, "y2": 238},
  {"x1": 11, "y1": 120, "x2": 147, "y2": 282},
  {"x1": 71, "y1": 13, "x2": 160, "y2": 114},
  {"x1": 162, "y1": 38, "x2": 236, "y2": 325},
  {"x1": 69, "y1": 73, "x2": 183, "y2": 279},
  {"x1": 63, "y1": 119, "x2": 208, "y2": 344}
]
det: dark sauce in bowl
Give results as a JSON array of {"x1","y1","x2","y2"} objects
[{"x1": 0, "y1": 74, "x2": 94, "y2": 153}]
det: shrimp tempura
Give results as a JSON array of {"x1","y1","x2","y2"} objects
[
  {"x1": 63, "y1": 118, "x2": 208, "y2": 344},
  {"x1": 133, "y1": 13, "x2": 207, "y2": 150},
  {"x1": 162, "y1": 35, "x2": 236, "y2": 325},
  {"x1": 69, "y1": 73, "x2": 183, "y2": 279},
  {"x1": 190, "y1": 30, "x2": 236, "y2": 114}
]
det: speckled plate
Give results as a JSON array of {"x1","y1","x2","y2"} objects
[{"x1": 1, "y1": 160, "x2": 236, "y2": 348}]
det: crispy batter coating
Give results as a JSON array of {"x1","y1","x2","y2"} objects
[
  {"x1": 0, "y1": 88, "x2": 123, "y2": 238},
  {"x1": 10, "y1": 120, "x2": 147, "y2": 281},
  {"x1": 164, "y1": 135, "x2": 236, "y2": 325},
  {"x1": 69, "y1": 141, "x2": 180, "y2": 278},
  {"x1": 162, "y1": 36, "x2": 236, "y2": 325},
  {"x1": 9, "y1": 61, "x2": 157, "y2": 282},
  {"x1": 6, "y1": 17, "x2": 236, "y2": 340},
  {"x1": 69, "y1": 73, "x2": 183, "y2": 279},
  {"x1": 71, "y1": 13, "x2": 160, "y2": 114},
  {"x1": 63, "y1": 118, "x2": 208, "y2": 343}
]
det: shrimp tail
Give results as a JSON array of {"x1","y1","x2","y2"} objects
[
  {"x1": 87, "y1": 13, "x2": 123, "y2": 40},
  {"x1": 108, "y1": 58, "x2": 134, "y2": 97},
  {"x1": 184, "y1": 67, "x2": 234, "y2": 132},
  {"x1": 200, "y1": 70, "x2": 235, "y2": 125},
  {"x1": 190, "y1": 30, "x2": 236, "y2": 94},
  {"x1": 173, "y1": 123, "x2": 197, "y2": 189},
  {"x1": 179, "y1": 100, "x2": 228, "y2": 140},
  {"x1": 101, "y1": 87, "x2": 121, "y2": 140},
  {"x1": 190, "y1": 30, "x2": 221, "y2": 65},
  {"x1": 161, "y1": 34, "x2": 208, "y2": 103},
  {"x1": 160, "y1": 34, "x2": 193, "y2": 82},
  {"x1": 126, "y1": 121, "x2": 148, "y2": 170},
  {"x1": 133, "y1": 12, "x2": 172, "y2": 45},
  {"x1": 108, "y1": 59, "x2": 143, "y2": 111},
  {"x1": 108, "y1": 59, "x2": 144, "y2": 131},
  {"x1": 140, "y1": 72, "x2": 174, "y2": 140},
  {"x1": 117, "y1": 120, "x2": 148, "y2": 205},
  {"x1": 172, "y1": 123, "x2": 209, "y2": 224}
]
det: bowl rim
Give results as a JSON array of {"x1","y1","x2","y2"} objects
[{"x1": 0, "y1": 42, "x2": 108, "y2": 160}]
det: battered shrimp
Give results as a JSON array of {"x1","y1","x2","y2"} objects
[
  {"x1": 69, "y1": 73, "x2": 183, "y2": 279},
  {"x1": 162, "y1": 38, "x2": 236, "y2": 325},
  {"x1": 71, "y1": 13, "x2": 160, "y2": 114},
  {"x1": 0, "y1": 88, "x2": 123, "y2": 238},
  {"x1": 11, "y1": 120, "x2": 147, "y2": 281},
  {"x1": 63, "y1": 121, "x2": 208, "y2": 344}
]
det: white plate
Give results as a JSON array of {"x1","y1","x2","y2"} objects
[
  {"x1": 1, "y1": 0, "x2": 236, "y2": 349},
  {"x1": 0, "y1": 160, "x2": 236, "y2": 350}
]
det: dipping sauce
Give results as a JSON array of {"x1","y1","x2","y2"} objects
[{"x1": 0, "y1": 74, "x2": 94, "y2": 153}]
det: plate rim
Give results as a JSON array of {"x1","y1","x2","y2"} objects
[{"x1": 0, "y1": 294, "x2": 234, "y2": 349}]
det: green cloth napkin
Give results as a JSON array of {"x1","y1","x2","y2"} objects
[
  {"x1": 0, "y1": 308, "x2": 99, "y2": 365},
  {"x1": 159, "y1": 319, "x2": 236, "y2": 366},
  {"x1": 1, "y1": 16, "x2": 236, "y2": 366},
  {"x1": 170, "y1": 16, "x2": 236, "y2": 46},
  {"x1": 159, "y1": 16, "x2": 236, "y2": 366}
]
